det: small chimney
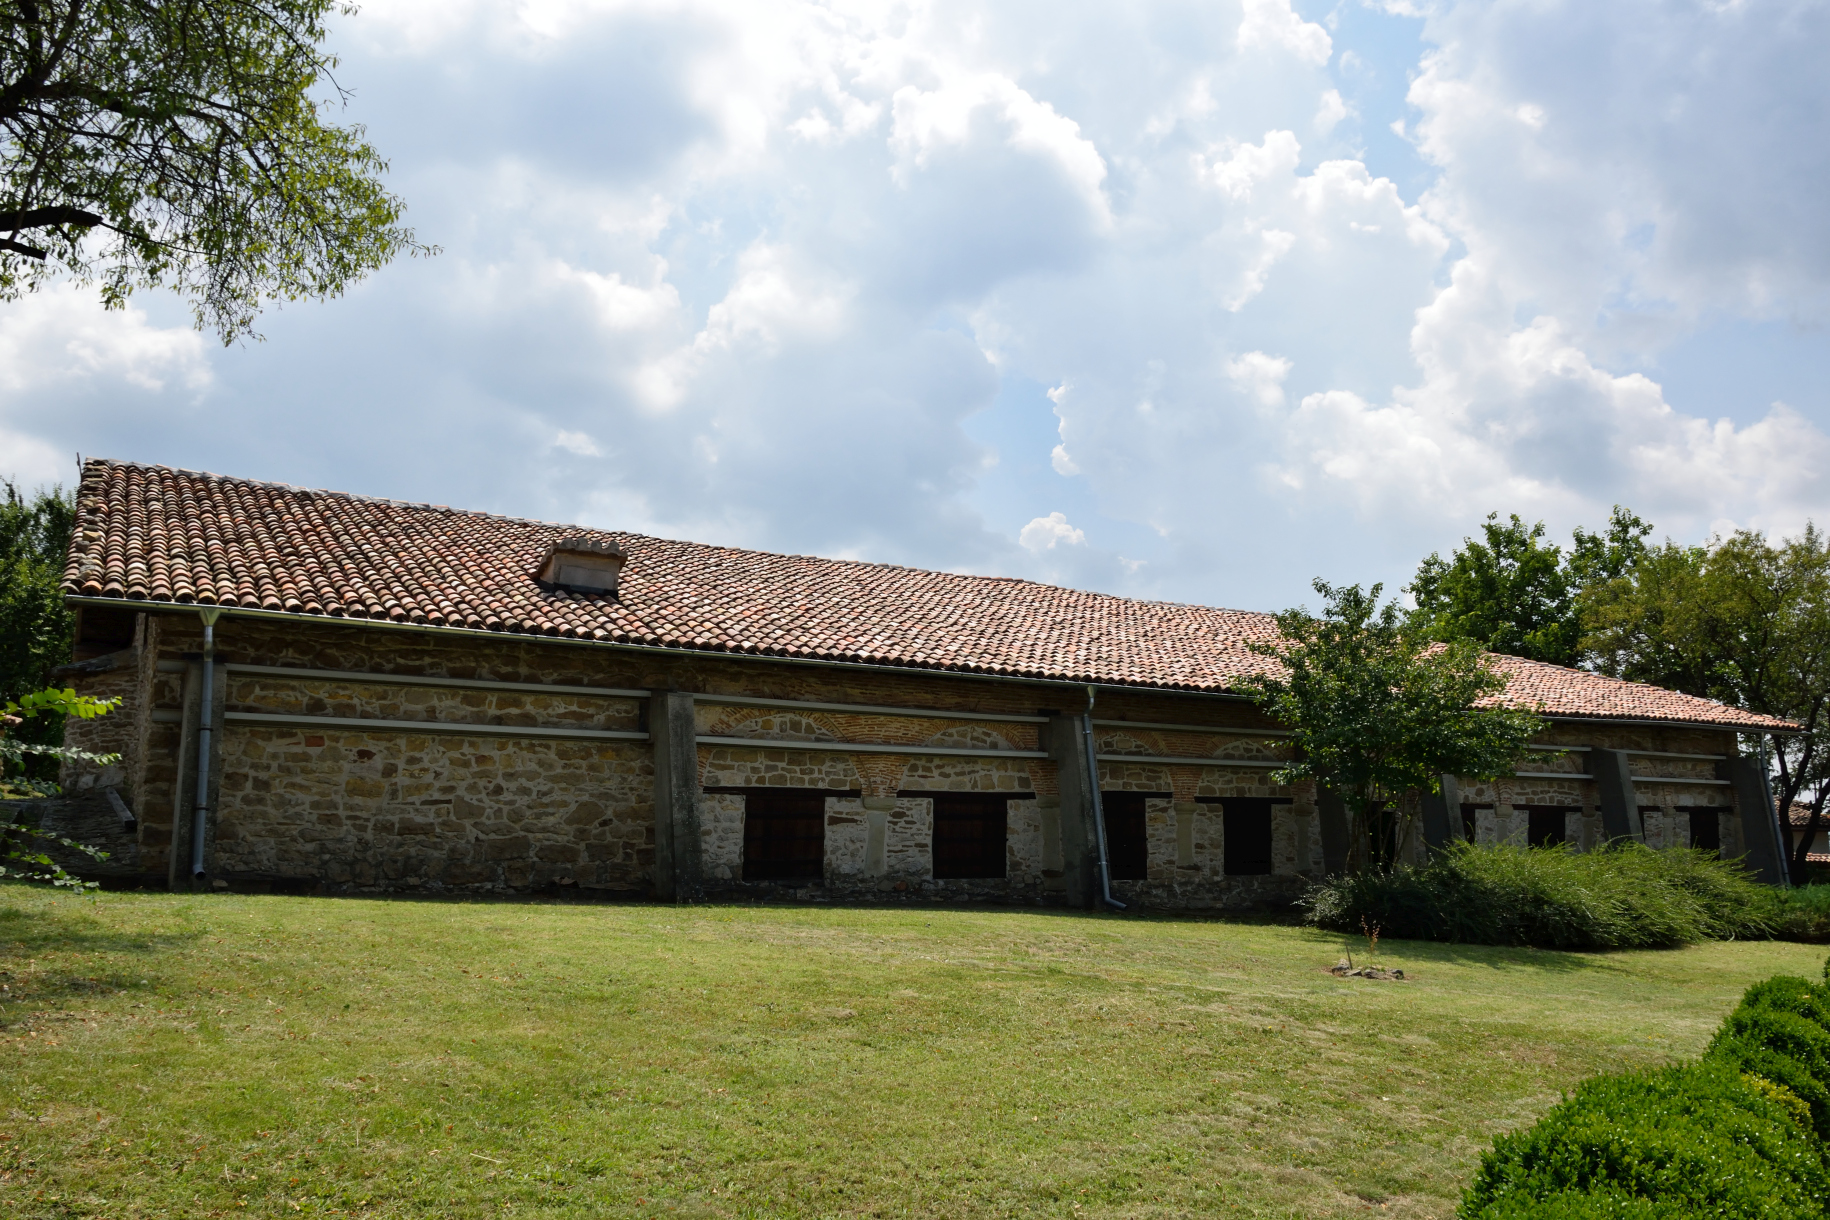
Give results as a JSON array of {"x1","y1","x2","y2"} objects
[{"x1": 535, "y1": 536, "x2": 626, "y2": 595}]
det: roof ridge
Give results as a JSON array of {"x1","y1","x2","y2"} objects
[{"x1": 82, "y1": 456, "x2": 610, "y2": 537}]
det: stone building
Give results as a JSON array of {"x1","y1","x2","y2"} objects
[{"x1": 47, "y1": 460, "x2": 1796, "y2": 905}]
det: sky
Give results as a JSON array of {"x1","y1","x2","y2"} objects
[{"x1": 3, "y1": 0, "x2": 1828, "y2": 614}]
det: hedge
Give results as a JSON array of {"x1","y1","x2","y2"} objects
[
  {"x1": 1460, "y1": 955, "x2": 1830, "y2": 1218},
  {"x1": 1307, "y1": 843, "x2": 1776, "y2": 950}
]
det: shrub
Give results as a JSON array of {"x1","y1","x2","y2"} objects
[
  {"x1": 1461, "y1": 1060, "x2": 1829, "y2": 1219},
  {"x1": 1306, "y1": 842, "x2": 1774, "y2": 950},
  {"x1": 1460, "y1": 956, "x2": 1830, "y2": 1218},
  {"x1": 1769, "y1": 885, "x2": 1830, "y2": 943}
]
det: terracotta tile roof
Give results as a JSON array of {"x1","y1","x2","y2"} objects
[
  {"x1": 1786, "y1": 803, "x2": 1826, "y2": 828},
  {"x1": 1788, "y1": 805, "x2": 1828, "y2": 864},
  {"x1": 1472, "y1": 653, "x2": 1793, "y2": 730},
  {"x1": 63, "y1": 460, "x2": 1795, "y2": 730}
]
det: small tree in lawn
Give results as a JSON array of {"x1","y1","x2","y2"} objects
[
  {"x1": 1, "y1": 687, "x2": 120, "y2": 889},
  {"x1": 1244, "y1": 580, "x2": 1545, "y2": 874}
]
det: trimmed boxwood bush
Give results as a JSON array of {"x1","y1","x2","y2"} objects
[
  {"x1": 1306, "y1": 843, "x2": 1776, "y2": 950},
  {"x1": 1460, "y1": 956, "x2": 1830, "y2": 1218},
  {"x1": 1461, "y1": 1061, "x2": 1828, "y2": 1219}
]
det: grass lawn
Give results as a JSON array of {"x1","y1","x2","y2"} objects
[{"x1": 1, "y1": 887, "x2": 1824, "y2": 1219}]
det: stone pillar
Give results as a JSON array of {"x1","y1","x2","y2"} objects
[
  {"x1": 1043, "y1": 714, "x2": 1097, "y2": 908},
  {"x1": 1173, "y1": 801, "x2": 1199, "y2": 870},
  {"x1": 1316, "y1": 786, "x2": 1350, "y2": 874},
  {"x1": 1591, "y1": 748, "x2": 1643, "y2": 843},
  {"x1": 1420, "y1": 774, "x2": 1460, "y2": 849},
  {"x1": 862, "y1": 797, "x2": 893, "y2": 876},
  {"x1": 650, "y1": 690, "x2": 702, "y2": 901},
  {"x1": 1720, "y1": 755, "x2": 1786, "y2": 885},
  {"x1": 165, "y1": 659, "x2": 202, "y2": 891},
  {"x1": 199, "y1": 659, "x2": 226, "y2": 888}
]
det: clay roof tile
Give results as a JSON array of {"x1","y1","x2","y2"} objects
[{"x1": 62, "y1": 459, "x2": 1797, "y2": 731}]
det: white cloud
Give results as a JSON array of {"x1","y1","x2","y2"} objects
[
  {"x1": 1202, "y1": 129, "x2": 1302, "y2": 201},
  {"x1": 0, "y1": 284, "x2": 210, "y2": 396},
  {"x1": 1237, "y1": 0, "x2": 1333, "y2": 66},
  {"x1": 0, "y1": 0, "x2": 1822, "y2": 613},
  {"x1": 1019, "y1": 511, "x2": 1086, "y2": 551},
  {"x1": 554, "y1": 430, "x2": 603, "y2": 456},
  {"x1": 1227, "y1": 351, "x2": 1293, "y2": 407},
  {"x1": 1314, "y1": 88, "x2": 1350, "y2": 134}
]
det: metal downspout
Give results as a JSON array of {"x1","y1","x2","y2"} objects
[
  {"x1": 191, "y1": 608, "x2": 222, "y2": 880},
  {"x1": 1081, "y1": 686, "x2": 1126, "y2": 911}
]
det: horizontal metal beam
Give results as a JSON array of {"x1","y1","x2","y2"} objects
[
  {"x1": 694, "y1": 692, "x2": 1046, "y2": 724},
  {"x1": 695, "y1": 734, "x2": 1047, "y2": 760},
  {"x1": 223, "y1": 711, "x2": 648, "y2": 743},
  {"x1": 1543, "y1": 713, "x2": 1796, "y2": 734},
  {"x1": 1622, "y1": 748, "x2": 1726, "y2": 761},
  {"x1": 1502, "y1": 770, "x2": 1730, "y2": 787},
  {"x1": 1526, "y1": 744, "x2": 1592, "y2": 753},
  {"x1": 1096, "y1": 753, "x2": 1287, "y2": 769},
  {"x1": 224, "y1": 663, "x2": 647, "y2": 700},
  {"x1": 1092, "y1": 718, "x2": 1290, "y2": 738}
]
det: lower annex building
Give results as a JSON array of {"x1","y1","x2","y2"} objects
[{"x1": 49, "y1": 460, "x2": 1797, "y2": 906}]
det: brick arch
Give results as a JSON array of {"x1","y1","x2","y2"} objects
[
  {"x1": 696, "y1": 742, "x2": 864, "y2": 790},
  {"x1": 707, "y1": 710, "x2": 841, "y2": 742},
  {"x1": 923, "y1": 724, "x2": 1018, "y2": 751},
  {"x1": 1095, "y1": 731, "x2": 1152, "y2": 755}
]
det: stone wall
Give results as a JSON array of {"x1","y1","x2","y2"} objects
[
  {"x1": 215, "y1": 727, "x2": 653, "y2": 894},
  {"x1": 39, "y1": 606, "x2": 1765, "y2": 904}
]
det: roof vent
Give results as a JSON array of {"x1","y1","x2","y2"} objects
[{"x1": 535, "y1": 536, "x2": 626, "y2": 595}]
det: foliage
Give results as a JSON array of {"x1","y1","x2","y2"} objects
[
  {"x1": 1460, "y1": 1060, "x2": 1829, "y2": 1219},
  {"x1": 0, "y1": 481, "x2": 75, "y2": 786},
  {"x1": 1245, "y1": 580, "x2": 1545, "y2": 872},
  {"x1": 1306, "y1": 842, "x2": 1778, "y2": 950},
  {"x1": 0, "y1": 0, "x2": 433, "y2": 342},
  {"x1": 1771, "y1": 886, "x2": 1830, "y2": 944},
  {"x1": 1462, "y1": 953, "x2": 1830, "y2": 1219},
  {"x1": 1, "y1": 687, "x2": 118, "y2": 888},
  {"x1": 1583, "y1": 525, "x2": 1830, "y2": 885},
  {"x1": 1407, "y1": 507, "x2": 1651, "y2": 668}
]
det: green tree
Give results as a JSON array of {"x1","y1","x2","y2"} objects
[
  {"x1": 1408, "y1": 507, "x2": 1651, "y2": 667},
  {"x1": 0, "y1": 480, "x2": 75, "y2": 785},
  {"x1": 1245, "y1": 580, "x2": 1545, "y2": 874},
  {"x1": 1, "y1": 0, "x2": 432, "y2": 342},
  {"x1": 1583, "y1": 525, "x2": 1830, "y2": 885},
  {"x1": 2, "y1": 686, "x2": 119, "y2": 888}
]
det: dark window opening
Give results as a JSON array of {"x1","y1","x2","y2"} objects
[
  {"x1": 931, "y1": 794, "x2": 1009, "y2": 879},
  {"x1": 1220, "y1": 798, "x2": 1281, "y2": 876},
  {"x1": 1460, "y1": 804, "x2": 1493, "y2": 841},
  {"x1": 1524, "y1": 806, "x2": 1569, "y2": 848},
  {"x1": 1689, "y1": 808, "x2": 1723, "y2": 854},
  {"x1": 1099, "y1": 792, "x2": 1152, "y2": 880},
  {"x1": 738, "y1": 791, "x2": 828, "y2": 882}
]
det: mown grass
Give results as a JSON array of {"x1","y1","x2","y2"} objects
[{"x1": 1, "y1": 887, "x2": 1825, "y2": 1219}]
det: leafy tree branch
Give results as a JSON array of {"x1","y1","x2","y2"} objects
[{"x1": 1, "y1": 0, "x2": 434, "y2": 341}]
